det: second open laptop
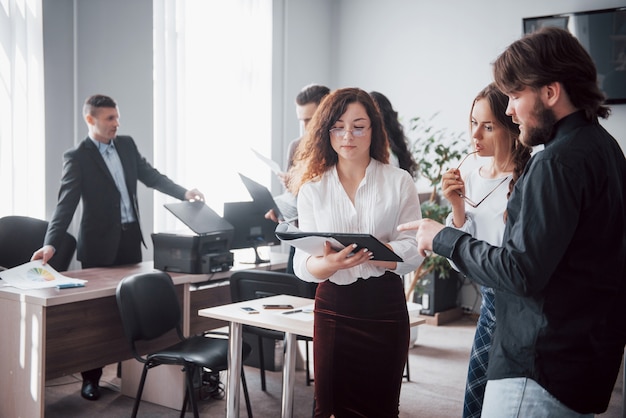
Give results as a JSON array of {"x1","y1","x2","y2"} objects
[{"x1": 238, "y1": 173, "x2": 287, "y2": 221}]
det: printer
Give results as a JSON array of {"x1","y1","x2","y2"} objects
[{"x1": 152, "y1": 201, "x2": 235, "y2": 274}]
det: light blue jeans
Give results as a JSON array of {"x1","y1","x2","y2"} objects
[{"x1": 481, "y1": 378, "x2": 595, "y2": 418}]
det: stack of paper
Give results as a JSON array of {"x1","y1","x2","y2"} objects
[{"x1": 0, "y1": 260, "x2": 87, "y2": 290}]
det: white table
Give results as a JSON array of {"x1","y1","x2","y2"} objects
[{"x1": 198, "y1": 294, "x2": 426, "y2": 418}]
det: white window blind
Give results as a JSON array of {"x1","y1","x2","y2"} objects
[
  {"x1": 153, "y1": 0, "x2": 273, "y2": 232},
  {"x1": 0, "y1": 0, "x2": 45, "y2": 218}
]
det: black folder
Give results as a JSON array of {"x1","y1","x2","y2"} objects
[{"x1": 275, "y1": 223, "x2": 403, "y2": 262}]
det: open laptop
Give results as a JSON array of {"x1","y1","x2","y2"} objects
[
  {"x1": 238, "y1": 173, "x2": 288, "y2": 222},
  {"x1": 164, "y1": 201, "x2": 233, "y2": 235}
]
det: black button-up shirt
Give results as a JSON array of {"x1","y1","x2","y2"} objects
[{"x1": 434, "y1": 110, "x2": 626, "y2": 414}]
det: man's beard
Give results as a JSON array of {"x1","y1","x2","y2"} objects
[{"x1": 520, "y1": 99, "x2": 557, "y2": 147}]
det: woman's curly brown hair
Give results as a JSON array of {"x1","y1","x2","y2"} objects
[{"x1": 287, "y1": 87, "x2": 389, "y2": 195}]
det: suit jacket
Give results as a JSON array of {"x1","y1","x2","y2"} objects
[{"x1": 45, "y1": 136, "x2": 187, "y2": 266}]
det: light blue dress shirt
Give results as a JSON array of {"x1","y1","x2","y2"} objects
[{"x1": 92, "y1": 137, "x2": 136, "y2": 223}]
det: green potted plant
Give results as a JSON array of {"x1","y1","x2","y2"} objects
[{"x1": 406, "y1": 114, "x2": 469, "y2": 315}]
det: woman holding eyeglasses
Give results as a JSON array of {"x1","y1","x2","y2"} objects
[
  {"x1": 441, "y1": 83, "x2": 531, "y2": 418},
  {"x1": 288, "y1": 87, "x2": 423, "y2": 418}
]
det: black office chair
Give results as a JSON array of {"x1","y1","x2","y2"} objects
[
  {"x1": 116, "y1": 271, "x2": 253, "y2": 418},
  {"x1": 229, "y1": 270, "x2": 317, "y2": 391},
  {"x1": 0, "y1": 215, "x2": 76, "y2": 271}
]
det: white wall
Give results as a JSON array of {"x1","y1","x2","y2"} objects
[
  {"x1": 42, "y1": 0, "x2": 75, "y2": 221},
  {"x1": 327, "y1": 0, "x2": 626, "y2": 156}
]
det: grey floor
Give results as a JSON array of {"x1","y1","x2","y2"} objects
[{"x1": 44, "y1": 316, "x2": 624, "y2": 418}]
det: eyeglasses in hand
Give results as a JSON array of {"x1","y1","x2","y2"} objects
[
  {"x1": 329, "y1": 127, "x2": 370, "y2": 138},
  {"x1": 455, "y1": 151, "x2": 510, "y2": 208},
  {"x1": 455, "y1": 151, "x2": 479, "y2": 171}
]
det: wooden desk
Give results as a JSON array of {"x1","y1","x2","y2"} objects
[
  {"x1": 198, "y1": 294, "x2": 426, "y2": 418},
  {"x1": 0, "y1": 252, "x2": 287, "y2": 418}
]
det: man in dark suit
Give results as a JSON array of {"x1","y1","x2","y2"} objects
[{"x1": 32, "y1": 94, "x2": 204, "y2": 400}]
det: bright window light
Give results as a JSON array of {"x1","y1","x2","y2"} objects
[
  {"x1": 154, "y1": 0, "x2": 273, "y2": 232},
  {"x1": 0, "y1": 0, "x2": 45, "y2": 219}
]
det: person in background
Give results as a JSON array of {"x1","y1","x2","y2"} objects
[
  {"x1": 289, "y1": 87, "x2": 423, "y2": 417},
  {"x1": 267, "y1": 84, "x2": 330, "y2": 223},
  {"x1": 266, "y1": 84, "x2": 330, "y2": 273},
  {"x1": 399, "y1": 27, "x2": 626, "y2": 417},
  {"x1": 441, "y1": 83, "x2": 531, "y2": 418},
  {"x1": 31, "y1": 94, "x2": 204, "y2": 401},
  {"x1": 283, "y1": 84, "x2": 331, "y2": 178},
  {"x1": 369, "y1": 91, "x2": 418, "y2": 178}
]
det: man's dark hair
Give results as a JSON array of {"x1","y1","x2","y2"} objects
[
  {"x1": 83, "y1": 94, "x2": 117, "y2": 117},
  {"x1": 296, "y1": 84, "x2": 330, "y2": 106},
  {"x1": 493, "y1": 26, "x2": 610, "y2": 120}
]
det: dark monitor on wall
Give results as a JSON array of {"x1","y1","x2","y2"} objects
[
  {"x1": 222, "y1": 201, "x2": 280, "y2": 264},
  {"x1": 523, "y1": 7, "x2": 626, "y2": 104}
]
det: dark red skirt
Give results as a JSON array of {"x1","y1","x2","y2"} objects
[{"x1": 313, "y1": 271, "x2": 409, "y2": 418}]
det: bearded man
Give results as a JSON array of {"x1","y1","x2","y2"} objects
[{"x1": 399, "y1": 27, "x2": 626, "y2": 418}]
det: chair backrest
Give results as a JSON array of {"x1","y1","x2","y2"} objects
[
  {"x1": 229, "y1": 270, "x2": 317, "y2": 303},
  {"x1": 0, "y1": 215, "x2": 76, "y2": 271},
  {"x1": 116, "y1": 271, "x2": 183, "y2": 356}
]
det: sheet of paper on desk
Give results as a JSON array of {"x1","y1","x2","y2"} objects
[{"x1": 0, "y1": 260, "x2": 87, "y2": 290}]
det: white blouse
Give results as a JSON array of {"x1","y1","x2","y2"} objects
[
  {"x1": 293, "y1": 159, "x2": 424, "y2": 285},
  {"x1": 445, "y1": 168, "x2": 511, "y2": 246}
]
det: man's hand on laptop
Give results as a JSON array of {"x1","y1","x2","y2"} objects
[{"x1": 265, "y1": 209, "x2": 279, "y2": 223}]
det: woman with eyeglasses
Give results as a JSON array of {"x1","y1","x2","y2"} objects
[
  {"x1": 288, "y1": 87, "x2": 423, "y2": 417},
  {"x1": 441, "y1": 83, "x2": 531, "y2": 418}
]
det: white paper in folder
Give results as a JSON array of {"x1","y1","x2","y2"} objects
[
  {"x1": 274, "y1": 223, "x2": 344, "y2": 256},
  {"x1": 274, "y1": 223, "x2": 403, "y2": 262}
]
